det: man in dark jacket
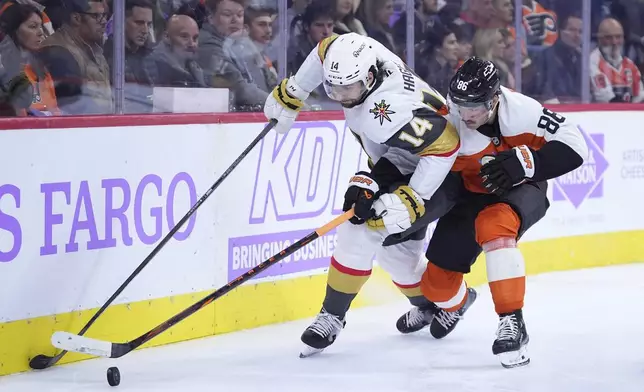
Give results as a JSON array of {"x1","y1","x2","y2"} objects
[
  {"x1": 286, "y1": 1, "x2": 339, "y2": 109},
  {"x1": 104, "y1": 0, "x2": 157, "y2": 113},
  {"x1": 150, "y1": 14, "x2": 206, "y2": 88},
  {"x1": 39, "y1": 0, "x2": 112, "y2": 114},
  {"x1": 536, "y1": 14, "x2": 583, "y2": 103}
]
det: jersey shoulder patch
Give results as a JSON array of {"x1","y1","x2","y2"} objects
[
  {"x1": 385, "y1": 108, "x2": 460, "y2": 157},
  {"x1": 359, "y1": 80, "x2": 414, "y2": 143},
  {"x1": 317, "y1": 34, "x2": 340, "y2": 63}
]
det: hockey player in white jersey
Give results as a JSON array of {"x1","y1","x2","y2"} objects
[
  {"x1": 264, "y1": 32, "x2": 467, "y2": 357},
  {"x1": 418, "y1": 57, "x2": 589, "y2": 368}
]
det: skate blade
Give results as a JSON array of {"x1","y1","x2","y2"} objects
[
  {"x1": 497, "y1": 346, "x2": 530, "y2": 369},
  {"x1": 299, "y1": 345, "x2": 324, "y2": 358}
]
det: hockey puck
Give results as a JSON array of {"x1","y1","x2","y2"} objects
[{"x1": 106, "y1": 366, "x2": 121, "y2": 387}]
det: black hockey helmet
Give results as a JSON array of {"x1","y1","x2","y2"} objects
[{"x1": 448, "y1": 57, "x2": 500, "y2": 107}]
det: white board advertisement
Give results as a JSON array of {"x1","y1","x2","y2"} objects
[{"x1": 0, "y1": 110, "x2": 642, "y2": 322}]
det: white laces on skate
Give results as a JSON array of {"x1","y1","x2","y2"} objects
[
  {"x1": 434, "y1": 309, "x2": 461, "y2": 330},
  {"x1": 496, "y1": 315, "x2": 519, "y2": 340},
  {"x1": 406, "y1": 308, "x2": 427, "y2": 326},
  {"x1": 308, "y1": 312, "x2": 343, "y2": 337}
]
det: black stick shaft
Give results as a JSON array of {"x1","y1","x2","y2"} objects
[{"x1": 34, "y1": 120, "x2": 276, "y2": 368}]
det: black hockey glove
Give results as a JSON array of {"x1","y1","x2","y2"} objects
[
  {"x1": 479, "y1": 145, "x2": 536, "y2": 196},
  {"x1": 343, "y1": 171, "x2": 379, "y2": 224}
]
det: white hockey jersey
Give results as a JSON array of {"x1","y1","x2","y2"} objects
[
  {"x1": 292, "y1": 33, "x2": 460, "y2": 200},
  {"x1": 446, "y1": 86, "x2": 589, "y2": 193}
]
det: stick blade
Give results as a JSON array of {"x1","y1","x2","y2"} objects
[{"x1": 51, "y1": 331, "x2": 113, "y2": 358}]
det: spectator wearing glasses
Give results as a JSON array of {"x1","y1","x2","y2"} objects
[
  {"x1": 0, "y1": 3, "x2": 60, "y2": 115},
  {"x1": 39, "y1": 0, "x2": 112, "y2": 114}
]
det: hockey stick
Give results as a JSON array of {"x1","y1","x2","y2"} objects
[
  {"x1": 29, "y1": 119, "x2": 277, "y2": 370},
  {"x1": 51, "y1": 209, "x2": 354, "y2": 359}
]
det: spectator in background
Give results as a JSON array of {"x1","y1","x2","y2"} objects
[
  {"x1": 287, "y1": 1, "x2": 338, "y2": 109},
  {"x1": 459, "y1": 0, "x2": 496, "y2": 40},
  {"x1": 0, "y1": 71, "x2": 31, "y2": 115},
  {"x1": 287, "y1": 0, "x2": 310, "y2": 38},
  {"x1": 176, "y1": 0, "x2": 208, "y2": 28},
  {"x1": 499, "y1": 26, "x2": 542, "y2": 98},
  {"x1": 590, "y1": 17, "x2": 644, "y2": 103},
  {"x1": 451, "y1": 22, "x2": 472, "y2": 67},
  {"x1": 490, "y1": 0, "x2": 512, "y2": 28},
  {"x1": 392, "y1": 0, "x2": 440, "y2": 58},
  {"x1": 536, "y1": 13, "x2": 582, "y2": 103},
  {"x1": 333, "y1": 0, "x2": 366, "y2": 36},
  {"x1": 288, "y1": 1, "x2": 333, "y2": 74},
  {"x1": 151, "y1": 14, "x2": 206, "y2": 87},
  {"x1": 104, "y1": 0, "x2": 157, "y2": 112},
  {"x1": 197, "y1": 0, "x2": 267, "y2": 108},
  {"x1": 0, "y1": 0, "x2": 54, "y2": 35},
  {"x1": 472, "y1": 27, "x2": 515, "y2": 88},
  {"x1": 39, "y1": 0, "x2": 112, "y2": 115},
  {"x1": 358, "y1": 0, "x2": 396, "y2": 53},
  {"x1": 419, "y1": 22, "x2": 458, "y2": 97},
  {"x1": 0, "y1": 3, "x2": 59, "y2": 115},
  {"x1": 606, "y1": 0, "x2": 644, "y2": 75},
  {"x1": 239, "y1": 6, "x2": 277, "y2": 92}
]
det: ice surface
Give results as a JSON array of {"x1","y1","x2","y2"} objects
[{"x1": 3, "y1": 264, "x2": 644, "y2": 392}]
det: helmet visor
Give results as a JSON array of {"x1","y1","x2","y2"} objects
[
  {"x1": 453, "y1": 102, "x2": 488, "y2": 118},
  {"x1": 449, "y1": 96, "x2": 492, "y2": 117},
  {"x1": 324, "y1": 79, "x2": 367, "y2": 103}
]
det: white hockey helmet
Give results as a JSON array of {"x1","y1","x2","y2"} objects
[{"x1": 322, "y1": 33, "x2": 379, "y2": 105}]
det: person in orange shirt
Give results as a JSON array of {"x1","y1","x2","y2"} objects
[
  {"x1": 0, "y1": 3, "x2": 59, "y2": 115},
  {"x1": 590, "y1": 18, "x2": 644, "y2": 103}
]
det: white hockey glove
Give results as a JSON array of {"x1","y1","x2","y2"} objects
[
  {"x1": 367, "y1": 185, "x2": 426, "y2": 235},
  {"x1": 264, "y1": 78, "x2": 309, "y2": 134}
]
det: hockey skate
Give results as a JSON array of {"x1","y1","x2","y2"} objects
[
  {"x1": 492, "y1": 309, "x2": 530, "y2": 368},
  {"x1": 299, "y1": 309, "x2": 346, "y2": 358},
  {"x1": 396, "y1": 304, "x2": 437, "y2": 334},
  {"x1": 430, "y1": 287, "x2": 477, "y2": 339}
]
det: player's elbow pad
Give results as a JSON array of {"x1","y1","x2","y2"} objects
[{"x1": 531, "y1": 141, "x2": 585, "y2": 182}]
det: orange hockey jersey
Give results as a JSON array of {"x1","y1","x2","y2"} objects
[{"x1": 447, "y1": 87, "x2": 588, "y2": 194}]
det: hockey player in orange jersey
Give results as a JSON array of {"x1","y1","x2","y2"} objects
[{"x1": 417, "y1": 57, "x2": 589, "y2": 368}]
